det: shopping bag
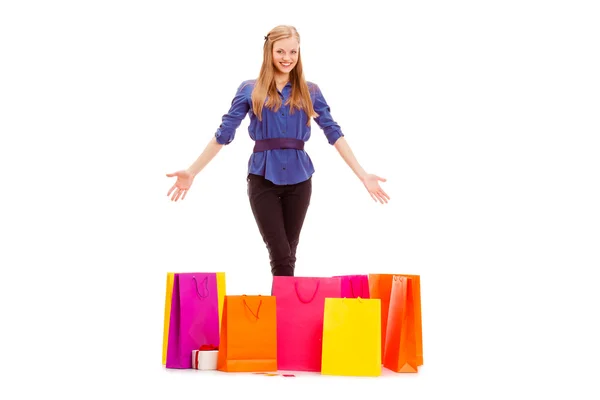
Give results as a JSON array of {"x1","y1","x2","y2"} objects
[
  {"x1": 334, "y1": 274, "x2": 370, "y2": 298},
  {"x1": 162, "y1": 272, "x2": 226, "y2": 366},
  {"x1": 369, "y1": 273, "x2": 423, "y2": 365},
  {"x1": 162, "y1": 272, "x2": 175, "y2": 365},
  {"x1": 383, "y1": 276, "x2": 419, "y2": 372},
  {"x1": 399, "y1": 274, "x2": 423, "y2": 365},
  {"x1": 368, "y1": 274, "x2": 394, "y2": 360},
  {"x1": 321, "y1": 298, "x2": 381, "y2": 377},
  {"x1": 217, "y1": 295, "x2": 277, "y2": 372},
  {"x1": 216, "y1": 272, "x2": 226, "y2": 332},
  {"x1": 273, "y1": 276, "x2": 342, "y2": 371},
  {"x1": 165, "y1": 272, "x2": 223, "y2": 369}
]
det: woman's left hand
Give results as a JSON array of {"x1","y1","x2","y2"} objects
[{"x1": 362, "y1": 174, "x2": 390, "y2": 204}]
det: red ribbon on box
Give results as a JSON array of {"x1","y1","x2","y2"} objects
[{"x1": 199, "y1": 344, "x2": 218, "y2": 351}]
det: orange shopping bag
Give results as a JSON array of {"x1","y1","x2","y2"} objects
[
  {"x1": 368, "y1": 274, "x2": 394, "y2": 360},
  {"x1": 369, "y1": 273, "x2": 423, "y2": 365},
  {"x1": 217, "y1": 295, "x2": 277, "y2": 373},
  {"x1": 384, "y1": 276, "x2": 419, "y2": 372}
]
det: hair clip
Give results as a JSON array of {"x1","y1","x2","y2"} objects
[{"x1": 264, "y1": 35, "x2": 268, "y2": 40}]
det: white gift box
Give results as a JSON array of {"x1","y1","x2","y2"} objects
[{"x1": 192, "y1": 349, "x2": 218, "y2": 370}]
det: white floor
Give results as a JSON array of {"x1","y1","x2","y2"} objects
[{"x1": 153, "y1": 365, "x2": 427, "y2": 399}]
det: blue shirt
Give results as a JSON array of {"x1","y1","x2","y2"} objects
[{"x1": 214, "y1": 80, "x2": 344, "y2": 185}]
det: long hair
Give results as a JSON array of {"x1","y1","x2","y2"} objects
[{"x1": 252, "y1": 25, "x2": 317, "y2": 125}]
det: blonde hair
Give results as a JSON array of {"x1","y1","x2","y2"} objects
[{"x1": 251, "y1": 25, "x2": 317, "y2": 125}]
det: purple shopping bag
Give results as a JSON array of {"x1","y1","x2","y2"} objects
[
  {"x1": 334, "y1": 275, "x2": 370, "y2": 298},
  {"x1": 166, "y1": 273, "x2": 221, "y2": 369}
]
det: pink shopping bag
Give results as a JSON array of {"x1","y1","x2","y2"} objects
[
  {"x1": 334, "y1": 275, "x2": 370, "y2": 298},
  {"x1": 165, "y1": 273, "x2": 221, "y2": 369},
  {"x1": 272, "y1": 276, "x2": 342, "y2": 372}
]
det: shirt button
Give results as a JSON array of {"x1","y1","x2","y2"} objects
[{"x1": 283, "y1": 167, "x2": 286, "y2": 170}]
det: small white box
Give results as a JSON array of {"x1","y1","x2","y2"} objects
[{"x1": 192, "y1": 350, "x2": 218, "y2": 370}]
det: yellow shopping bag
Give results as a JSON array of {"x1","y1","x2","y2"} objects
[
  {"x1": 162, "y1": 272, "x2": 226, "y2": 365},
  {"x1": 321, "y1": 297, "x2": 381, "y2": 377},
  {"x1": 216, "y1": 272, "x2": 226, "y2": 332},
  {"x1": 162, "y1": 272, "x2": 175, "y2": 365}
]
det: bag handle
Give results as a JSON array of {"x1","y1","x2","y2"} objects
[
  {"x1": 349, "y1": 278, "x2": 364, "y2": 298},
  {"x1": 242, "y1": 295, "x2": 262, "y2": 320},
  {"x1": 341, "y1": 296, "x2": 364, "y2": 304},
  {"x1": 192, "y1": 276, "x2": 209, "y2": 299},
  {"x1": 295, "y1": 280, "x2": 320, "y2": 303}
]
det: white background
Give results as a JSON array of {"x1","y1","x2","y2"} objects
[{"x1": 1, "y1": 0, "x2": 599, "y2": 398}]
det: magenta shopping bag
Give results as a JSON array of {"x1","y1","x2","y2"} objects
[
  {"x1": 272, "y1": 276, "x2": 342, "y2": 372},
  {"x1": 166, "y1": 273, "x2": 221, "y2": 369},
  {"x1": 334, "y1": 275, "x2": 370, "y2": 298}
]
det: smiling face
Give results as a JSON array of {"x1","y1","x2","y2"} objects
[{"x1": 272, "y1": 36, "x2": 299, "y2": 77}]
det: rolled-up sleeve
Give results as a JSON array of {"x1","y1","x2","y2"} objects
[
  {"x1": 312, "y1": 84, "x2": 344, "y2": 145},
  {"x1": 214, "y1": 81, "x2": 251, "y2": 145}
]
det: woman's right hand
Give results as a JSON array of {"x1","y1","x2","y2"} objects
[{"x1": 166, "y1": 170, "x2": 195, "y2": 201}]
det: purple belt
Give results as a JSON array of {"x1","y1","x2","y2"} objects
[{"x1": 253, "y1": 138, "x2": 305, "y2": 153}]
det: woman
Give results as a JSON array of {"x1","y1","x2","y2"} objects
[{"x1": 166, "y1": 25, "x2": 390, "y2": 277}]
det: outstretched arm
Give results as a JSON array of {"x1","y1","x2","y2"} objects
[
  {"x1": 333, "y1": 137, "x2": 390, "y2": 204},
  {"x1": 185, "y1": 81, "x2": 250, "y2": 177},
  {"x1": 310, "y1": 83, "x2": 390, "y2": 204},
  {"x1": 333, "y1": 137, "x2": 367, "y2": 181},
  {"x1": 166, "y1": 136, "x2": 224, "y2": 201},
  {"x1": 186, "y1": 136, "x2": 224, "y2": 177},
  {"x1": 166, "y1": 81, "x2": 250, "y2": 202}
]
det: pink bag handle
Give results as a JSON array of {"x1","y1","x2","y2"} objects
[
  {"x1": 349, "y1": 278, "x2": 365, "y2": 298},
  {"x1": 295, "y1": 281, "x2": 320, "y2": 303},
  {"x1": 192, "y1": 276, "x2": 209, "y2": 299}
]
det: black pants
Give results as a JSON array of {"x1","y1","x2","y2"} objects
[{"x1": 247, "y1": 173, "x2": 312, "y2": 277}]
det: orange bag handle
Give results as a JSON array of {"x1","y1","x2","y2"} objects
[
  {"x1": 192, "y1": 276, "x2": 209, "y2": 299},
  {"x1": 243, "y1": 296, "x2": 262, "y2": 320},
  {"x1": 295, "y1": 281, "x2": 320, "y2": 303}
]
